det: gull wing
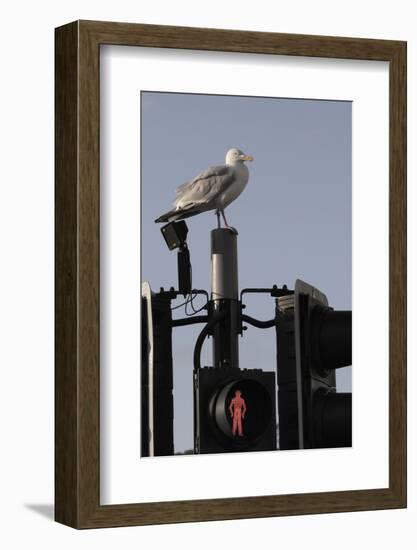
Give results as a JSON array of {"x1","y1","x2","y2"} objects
[{"x1": 174, "y1": 164, "x2": 235, "y2": 209}]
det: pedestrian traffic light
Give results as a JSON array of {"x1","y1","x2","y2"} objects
[
  {"x1": 194, "y1": 367, "x2": 276, "y2": 454},
  {"x1": 276, "y1": 280, "x2": 352, "y2": 450}
]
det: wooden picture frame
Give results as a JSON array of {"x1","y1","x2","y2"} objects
[{"x1": 55, "y1": 20, "x2": 406, "y2": 529}]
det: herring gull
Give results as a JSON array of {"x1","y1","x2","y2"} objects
[{"x1": 155, "y1": 148, "x2": 253, "y2": 229}]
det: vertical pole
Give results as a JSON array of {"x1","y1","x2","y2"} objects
[{"x1": 210, "y1": 228, "x2": 239, "y2": 369}]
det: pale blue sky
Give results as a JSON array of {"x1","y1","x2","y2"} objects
[{"x1": 141, "y1": 91, "x2": 352, "y2": 452}]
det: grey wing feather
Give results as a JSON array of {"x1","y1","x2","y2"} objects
[{"x1": 174, "y1": 164, "x2": 235, "y2": 207}]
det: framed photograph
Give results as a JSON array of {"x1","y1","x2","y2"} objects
[{"x1": 55, "y1": 20, "x2": 406, "y2": 528}]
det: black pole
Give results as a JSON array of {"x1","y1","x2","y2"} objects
[{"x1": 177, "y1": 245, "x2": 192, "y2": 297}]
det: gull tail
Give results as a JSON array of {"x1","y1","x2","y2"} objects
[{"x1": 155, "y1": 205, "x2": 203, "y2": 223}]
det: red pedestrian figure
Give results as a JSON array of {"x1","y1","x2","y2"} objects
[{"x1": 229, "y1": 390, "x2": 247, "y2": 437}]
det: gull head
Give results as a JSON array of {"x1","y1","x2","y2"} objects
[{"x1": 225, "y1": 148, "x2": 254, "y2": 165}]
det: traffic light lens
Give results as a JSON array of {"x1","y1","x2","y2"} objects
[
  {"x1": 311, "y1": 306, "x2": 352, "y2": 374},
  {"x1": 211, "y1": 379, "x2": 274, "y2": 448}
]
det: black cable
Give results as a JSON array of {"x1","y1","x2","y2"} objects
[
  {"x1": 186, "y1": 294, "x2": 209, "y2": 315},
  {"x1": 185, "y1": 263, "x2": 200, "y2": 315},
  {"x1": 193, "y1": 311, "x2": 227, "y2": 371},
  {"x1": 176, "y1": 262, "x2": 208, "y2": 316},
  {"x1": 241, "y1": 314, "x2": 277, "y2": 329},
  {"x1": 185, "y1": 292, "x2": 198, "y2": 316},
  {"x1": 171, "y1": 292, "x2": 197, "y2": 310},
  {"x1": 171, "y1": 290, "x2": 209, "y2": 314}
]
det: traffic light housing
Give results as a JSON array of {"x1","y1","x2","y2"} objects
[
  {"x1": 141, "y1": 283, "x2": 174, "y2": 457},
  {"x1": 295, "y1": 279, "x2": 352, "y2": 449},
  {"x1": 194, "y1": 367, "x2": 276, "y2": 454},
  {"x1": 276, "y1": 280, "x2": 352, "y2": 450},
  {"x1": 275, "y1": 303, "x2": 299, "y2": 450}
]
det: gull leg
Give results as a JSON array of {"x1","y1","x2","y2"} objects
[
  {"x1": 215, "y1": 209, "x2": 221, "y2": 228},
  {"x1": 221, "y1": 210, "x2": 238, "y2": 235},
  {"x1": 220, "y1": 209, "x2": 229, "y2": 227}
]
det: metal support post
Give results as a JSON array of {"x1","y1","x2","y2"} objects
[{"x1": 210, "y1": 228, "x2": 240, "y2": 369}]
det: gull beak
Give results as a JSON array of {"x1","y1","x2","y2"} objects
[{"x1": 240, "y1": 154, "x2": 254, "y2": 162}]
